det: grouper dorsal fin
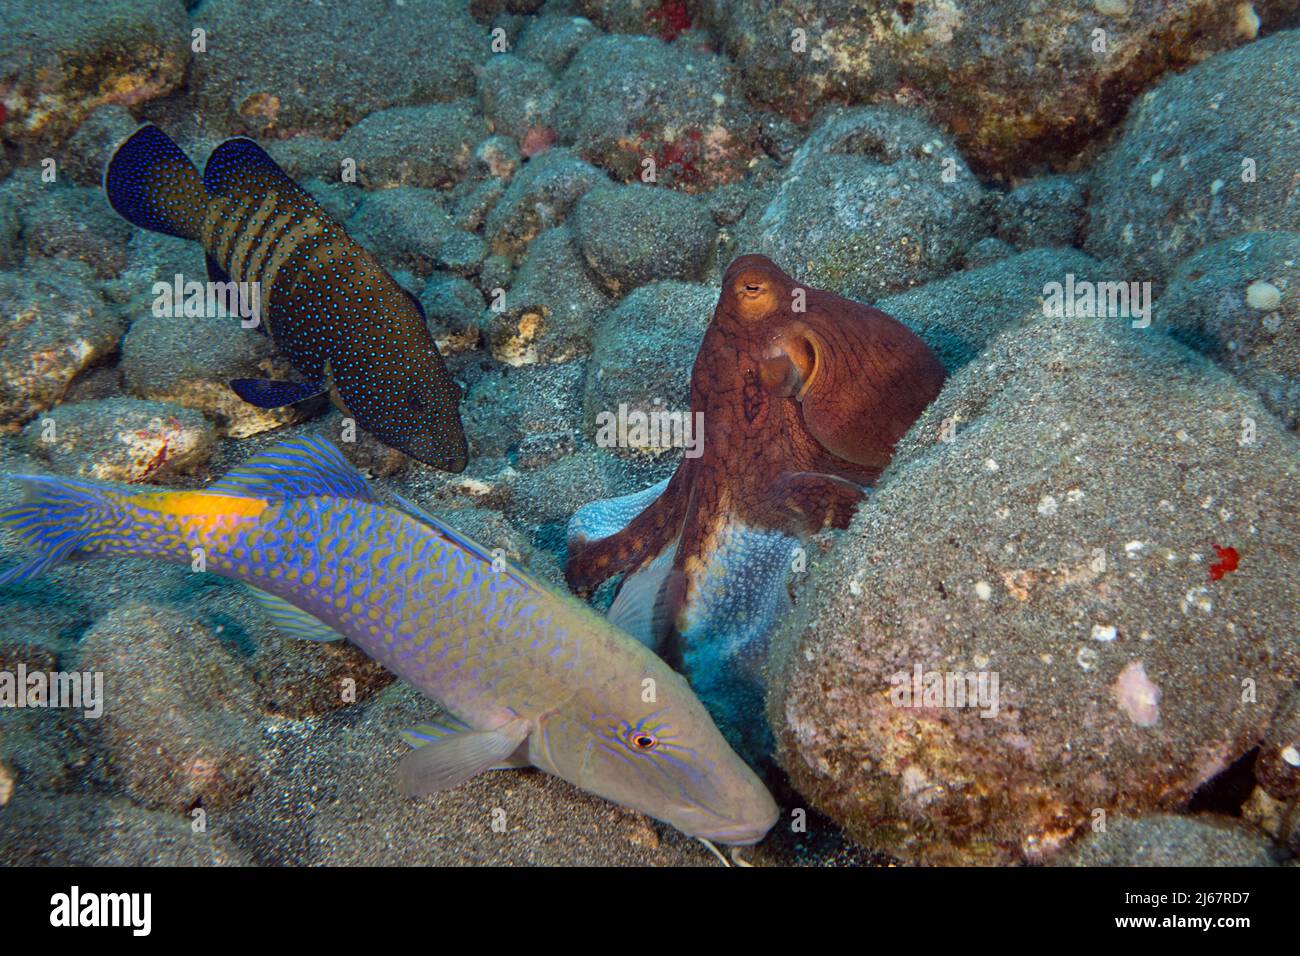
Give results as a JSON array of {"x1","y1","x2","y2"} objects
[
  {"x1": 206, "y1": 435, "x2": 377, "y2": 504},
  {"x1": 202, "y1": 137, "x2": 333, "y2": 223}
]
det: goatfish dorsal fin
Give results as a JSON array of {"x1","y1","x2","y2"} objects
[
  {"x1": 206, "y1": 436, "x2": 378, "y2": 504},
  {"x1": 244, "y1": 585, "x2": 345, "y2": 642},
  {"x1": 387, "y1": 490, "x2": 535, "y2": 592},
  {"x1": 202, "y1": 135, "x2": 332, "y2": 222}
]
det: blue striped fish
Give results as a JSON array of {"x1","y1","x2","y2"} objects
[
  {"x1": 0, "y1": 437, "x2": 778, "y2": 846},
  {"x1": 104, "y1": 125, "x2": 468, "y2": 472}
]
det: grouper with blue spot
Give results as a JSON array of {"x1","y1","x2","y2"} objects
[
  {"x1": 0, "y1": 436, "x2": 778, "y2": 847},
  {"x1": 104, "y1": 125, "x2": 468, "y2": 472}
]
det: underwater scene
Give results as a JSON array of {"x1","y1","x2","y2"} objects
[{"x1": 0, "y1": 0, "x2": 1296, "y2": 872}]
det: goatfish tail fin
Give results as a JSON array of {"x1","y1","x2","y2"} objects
[
  {"x1": 103, "y1": 124, "x2": 208, "y2": 241},
  {"x1": 0, "y1": 475, "x2": 127, "y2": 587}
]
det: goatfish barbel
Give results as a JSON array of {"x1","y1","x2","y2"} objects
[
  {"x1": 103, "y1": 125, "x2": 468, "y2": 472},
  {"x1": 0, "y1": 436, "x2": 778, "y2": 846}
]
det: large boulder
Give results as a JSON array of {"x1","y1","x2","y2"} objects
[
  {"x1": 1087, "y1": 30, "x2": 1300, "y2": 284},
  {"x1": 553, "y1": 34, "x2": 761, "y2": 191},
  {"x1": 700, "y1": 0, "x2": 1300, "y2": 178},
  {"x1": 733, "y1": 106, "x2": 990, "y2": 299},
  {"x1": 768, "y1": 312, "x2": 1300, "y2": 865},
  {"x1": 0, "y1": 259, "x2": 126, "y2": 425},
  {"x1": 1153, "y1": 232, "x2": 1299, "y2": 429},
  {"x1": 190, "y1": 0, "x2": 485, "y2": 137},
  {"x1": 0, "y1": 0, "x2": 188, "y2": 147}
]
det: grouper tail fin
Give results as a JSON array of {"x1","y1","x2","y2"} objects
[
  {"x1": 0, "y1": 475, "x2": 123, "y2": 587},
  {"x1": 103, "y1": 124, "x2": 208, "y2": 241}
]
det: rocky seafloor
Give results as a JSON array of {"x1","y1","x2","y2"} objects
[{"x1": 0, "y1": 0, "x2": 1297, "y2": 866}]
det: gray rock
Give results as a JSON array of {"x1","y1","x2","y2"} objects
[
  {"x1": 120, "y1": 312, "x2": 309, "y2": 438},
  {"x1": 478, "y1": 54, "x2": 559, "y2": 142},
  {"x1": 348, "y1": 187, "x2": 486, "y2": 278},
  {"x1": 1154, "y1": 232, "x2": 1299, "y2": 429},
  {"x1": 62, "y1": 105, "x2": 141, "y2": 186},
  {"x1": 191, "y1": 0, "x2": 485, "y2": 137},
  {"x1": 483, "y1": 226, "x2": 612, "y2": 364},
  {"x1": 768, "y1": 313, "x2": 1300, "y2": 865},
  {"x1": 462, "y1": 360, "x2": 585, "y2": 460},
  {"x1": 484, "y1": 147, "x2": 607, "y2": 259},
  {"x1": 0, "y1": 0, "x2": 188, "y2": 148},
  {"x1": 572, "y1": 184, "x2": 717, "y2": 294},
  {"x1": 998, "y1": 175, "x2": 1089, "y2": 250},
  {"x1": 1087, "y1": 30, "x2": 1300, "y2": 284},
  {"x1": 581, "y1": 281, "x2": 714, "y2": 458},
  {"x1": 0, "y1": 792, "x2": 250, "y2": 865},
  {"x1": 515, "y1": 14, "x2": 598, "y2": 72},
  {"x1": 452, "y1": 176, "x2": 509, "y2": 232},
  {"x1": 877, "y1": 248, "x2": 1122, "y2": 372},
  {"x1": 700, "y1": 0, "x2": 1300, "y2": 178},
  {"x1": 735, "y1": 106, "x2": 990, "y2": 299},
  {"x1": 0, "y1": 259, "x2": 126, "y2": 425},
  {"x1": 962, "y1": 236, "x2": 1017, "y2": 269},
  {"x1": 420, "y1": 273, "x2": 487, "y2": 348},
  {"x1": 1057, "y1": 814, "x2": 1280, "y2": 867},
  {"x1": 336, "y1": 102, "x2": 487, "y2": 190},
  {"x1": 21, "y1": 397, "x2": 215, "y2": 483},
  {"x1": 21, "y1": 185, "x2": 131, "y2": 278},
  {"x1": 74, "y1": 604, "x2": 266, "y2": 812},
  {"x1": 553, "y1": 34, "x2": 760, "y2": 191}
]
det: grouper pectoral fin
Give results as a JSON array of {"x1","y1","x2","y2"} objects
[
  {"x1": 397, "y1": 717, "x2": 532, "y2": 796},
  {"x1": 244, "y1": 585, "x2": 345, "y2": 642},
  {"x1": 206, "y1": 435, "x2": 378, "y2": 503},
  {"x1": 229, "y1": 377, "x2": 326, "y2": 409}
]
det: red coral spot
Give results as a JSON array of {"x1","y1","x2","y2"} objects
[
  {"x1": 1208, "y1": 544, "x2": 1239, "y2": 581},
  {"x1": 647, "y1": 1, "x2": 692, "y2": 42},
  {"x1": 521, "y1": 125, "x2": 557, "y2": 159}
]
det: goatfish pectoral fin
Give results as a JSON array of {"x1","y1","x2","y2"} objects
[
  {"x1": 244, "y1": 585, "x2": 344, "y2": 642},
  {"x1": 401, "y1": 717, "x2": 532, "y2": 770},
  {"x1": 397, "y1": 717, "x2": 531, "y2": 797},
  {"x1": 229, "y1": 377, "x2": 327, "y2": 409}
]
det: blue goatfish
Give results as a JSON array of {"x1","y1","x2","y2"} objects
[
  {"x1": 104, "y1": 125, "x2": 468, "y2": 472},
  {"x1": 0, "y1": 437, "x2": 778, "y2": 846}
]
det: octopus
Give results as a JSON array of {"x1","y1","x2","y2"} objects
[{"x1": 565, "y1": 254, "x2": 946, "y2": 759}]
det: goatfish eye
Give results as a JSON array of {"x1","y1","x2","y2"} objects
[{"x1": 627, "y1": 730, "x2": 659, "y2": 752}]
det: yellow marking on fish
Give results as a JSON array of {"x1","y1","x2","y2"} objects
[
  {"x1": 230, "y1": 191, "x2": 280, "y2": 279},
  {"x1": 127, "y1": 491, "x2": 268, "y2": 520}
]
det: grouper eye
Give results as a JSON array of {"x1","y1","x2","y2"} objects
[
  {"x1": 627, "y1": 730, "x2": 659, "y2": 752},
  {"x1": 406, "y1": 391, "x2": 427, "y2": 414}
]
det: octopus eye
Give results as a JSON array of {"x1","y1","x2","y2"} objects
[
  {"x1": 743, "y1": 282, "x2": 764, "y2": 294},
  {"x1": 627, "y1": 731, "x2": 659, "y2": 752}
]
